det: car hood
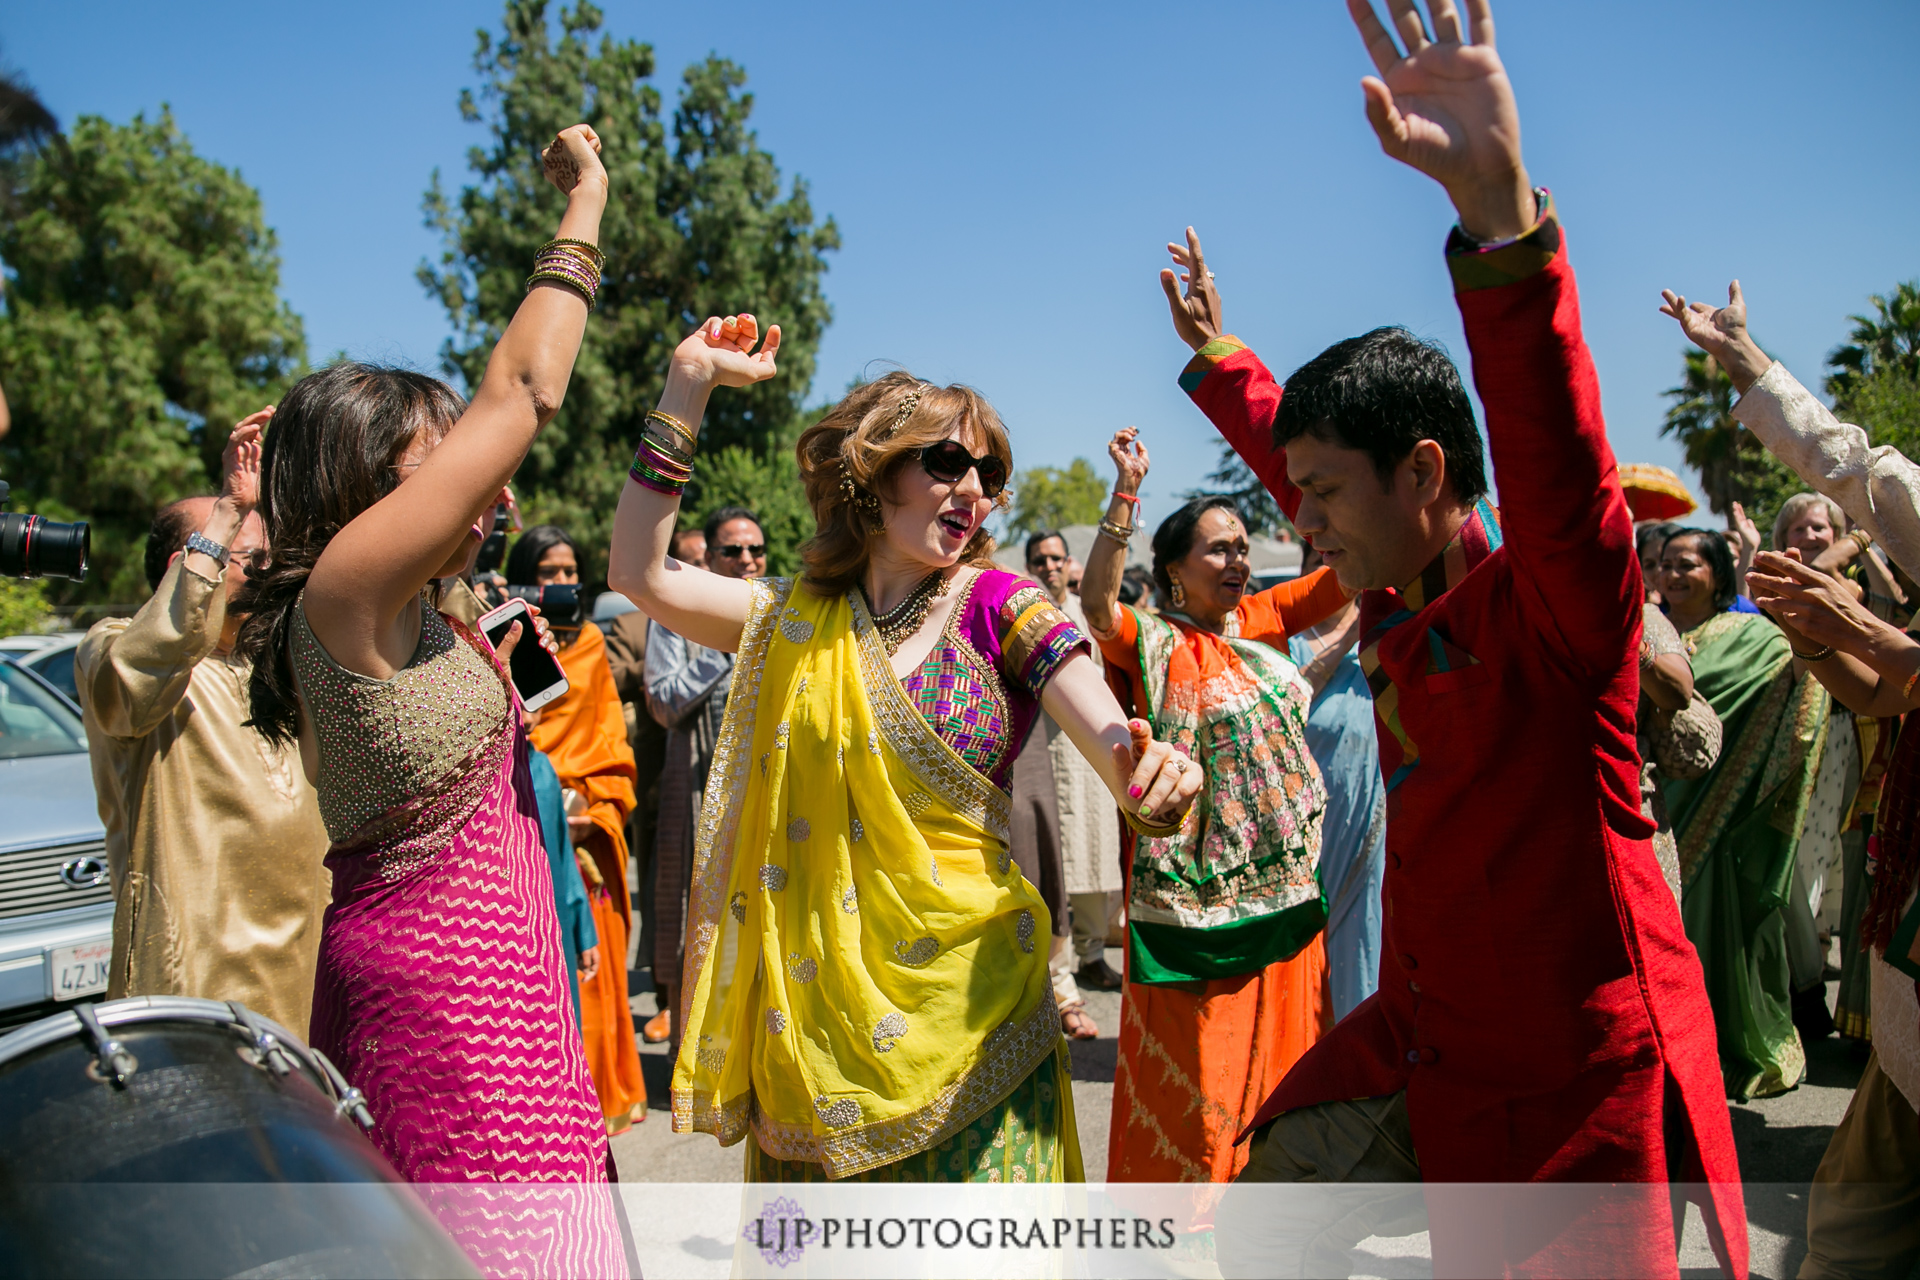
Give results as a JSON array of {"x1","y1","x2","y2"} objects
[{"x1": 0, "y1": 753, "x2": 103, "y2": 851}]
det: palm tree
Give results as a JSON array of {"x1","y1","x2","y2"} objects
[
  {"x1": 1661, "y1": 347, "x2": 1798, "y2": 521},
  {"x1": 1661, "y1": 349, "x2": 1740, "y2": 514},
  {"x1": 1826, "y1": 281, "x2": 1920, "y2": 406},
  {"x1": 0, "y1": 67, "x2": 56, "y2": 156}
]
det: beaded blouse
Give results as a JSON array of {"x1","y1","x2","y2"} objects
[
  {"x1": 291, "y1": 595, "x2": 513, "y2": 844},
  {"x1": 896, "y1": 568, "x2": 1086, "y2": 792}
]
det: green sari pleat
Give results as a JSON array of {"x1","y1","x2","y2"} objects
[{"x1": 1664, "y1": 611, "x2": 1829, "y2": 1100}]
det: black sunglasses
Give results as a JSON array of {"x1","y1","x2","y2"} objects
[
  {"x1": 919, "y1": 440, "x2": 1008, "y2": 498},
  {"x1": 716, "y1": 543, "x2": 767, "y2": 559}
]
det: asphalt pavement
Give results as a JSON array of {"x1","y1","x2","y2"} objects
[{"x1": 609, "y1": 944, "x2": 1864, "y2": 1279}]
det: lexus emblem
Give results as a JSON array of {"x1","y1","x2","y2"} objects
[{"x1": 59, "y1": 855, "x2": 108, "y2": 889}]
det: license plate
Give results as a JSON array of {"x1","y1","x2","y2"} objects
[{"x1": 49, "y1": 939, "x2": 112, "y2": 1000}]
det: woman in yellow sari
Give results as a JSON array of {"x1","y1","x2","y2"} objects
[{"x1": 607, "y1": 314, "x2": 1201, "y2": 1181}]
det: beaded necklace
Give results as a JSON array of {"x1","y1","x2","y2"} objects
[{"x1": 865, "y1": 570, "x2": 950, "y2": 656}]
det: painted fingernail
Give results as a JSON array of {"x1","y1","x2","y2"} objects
[
  {"x1": 1128, "y1": 785, "x2": 1143, "y2": 799},
  {"x1": 1139, "y1": 803, "x2": 1154, "y2": 817}
]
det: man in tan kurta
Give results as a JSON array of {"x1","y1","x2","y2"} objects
[{"x1": 76, "y1": 413, "x2": 330, "y2": 1034}]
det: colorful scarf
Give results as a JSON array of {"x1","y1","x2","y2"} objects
[
  {"x1": 1357, "y1": 499, "x2": 1504, "y2": 791},
  {"x1": 1126, "y1": 609, "x2": 1326, "y2": 985},
  {"x1": 670, "y1": 579, "x2": 1058, "y2": 1179}
]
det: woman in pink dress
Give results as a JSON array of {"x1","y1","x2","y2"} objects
[{"x1": 234, "y1": 125, "x2": 627, "y2": 1278}]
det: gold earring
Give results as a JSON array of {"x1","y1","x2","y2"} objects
[{"x1": 1168, "y1": 573, "x2": 1185, "y2": 609}]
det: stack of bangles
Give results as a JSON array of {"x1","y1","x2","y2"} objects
[
  {"x1": 1099, "y1": 492, "x2": 1139, "y2": 544},
  {"x1": 525, "y1": 237, "x2": 606, "y2": 310},
  {"x1": 630, "y1": 409, "x2": 696, "y2": 497}
]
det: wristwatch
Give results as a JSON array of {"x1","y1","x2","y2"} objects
[{"x1": 185, "y1": 531, "x2": 232, "y2": 567}]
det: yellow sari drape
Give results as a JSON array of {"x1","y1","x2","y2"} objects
[{"x1": 671, "y1": 578, "x2": 1061, "y2": 1179}]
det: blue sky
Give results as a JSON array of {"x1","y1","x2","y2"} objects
[{"x1": 5, "y1": 1, "x2": 1917, "y2": 536}]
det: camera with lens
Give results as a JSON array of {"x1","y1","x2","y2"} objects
[
  {"x1": 0, "y1": 481, "x2": 89, "y2": 581},
  {"x1": 504, "y1": 582, "x2": 583, "y2": 629}
]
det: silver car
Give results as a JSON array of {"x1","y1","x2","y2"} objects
[{"x1": 0, "y1": 658, "x2": 111, "y2": 1027}]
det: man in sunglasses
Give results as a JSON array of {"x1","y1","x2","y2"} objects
[{"x1": 642, "y1": 506, "x2": 767, "y2": 1047}]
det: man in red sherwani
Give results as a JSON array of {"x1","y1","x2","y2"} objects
[{"x1": 1195, "y1": 3, "x2": 1745, "y2": 1277}]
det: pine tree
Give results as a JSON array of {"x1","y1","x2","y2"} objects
[{"x1": 421, "y1": 0, "x2": 838, "y2": 577}]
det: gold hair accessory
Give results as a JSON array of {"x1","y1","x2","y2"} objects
[{"x1": 877, "y1": 390, "x2": 922, "y2": 442}]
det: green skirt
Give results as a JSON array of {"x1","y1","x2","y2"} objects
[{"x1": 744, "y1": 1041, "x2": 1084, "y2": 1182}]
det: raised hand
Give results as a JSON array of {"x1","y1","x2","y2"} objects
[
  {"x1": 1659, "y1": 281, "x2": 1771, "y2": 394},
  {"x1": 1111, "y1": 717, "x2": 1201, "y2": 828},
  {"x1": 1108, "y1": 427, "x2": 1150, "y2": 496},
  {"x1": 1159, "y1": 226, "x2": 1224, "y2": 352},
  {"x1": 1747, "y1": 549, "x2": 1884, "y2": 654},
  {"x1": 220, "y1": 409, "x2": 270, "y2": 514},
  {"x1": 668, "y1": 313, "x2": 782, "y2": 396},
  {"x1": 541, "y1": 124, "x2": 607, "y2": 197},
  {"x1": 1727, "y1": 500, "x2": 1761, "y2": 584},
  {"x1": 1347, "y1": 0, "x2": 1532, "y2": 243}
]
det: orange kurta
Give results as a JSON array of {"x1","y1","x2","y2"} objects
[
  {"x1": 1100, "y1": 569, "x2": 1345, "y2": 1183},
  {"x1": 528, "y1": 620, "x2": 646, "y2": 1133}
]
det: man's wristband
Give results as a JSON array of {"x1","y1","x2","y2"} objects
[{"x1": 184, "y1": 531, "x2": 231, "y2": 567}]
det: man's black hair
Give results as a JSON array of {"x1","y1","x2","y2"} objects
[
  {"x1": 1275, "y1": 326, "x2": 1489, "y2": 505},
  {"x1": 1024, "y1": 529, "x2": 1067, "y2": 564},
  {"x1": 1662, "y1": 528, "x2": 1739, "y2": 612},
  {"x1": 144, "y1": 498, "x2": 210, "y2": 591},
  {"x1": 703, "y1": 506, "x2": 762, "y2": 550}
]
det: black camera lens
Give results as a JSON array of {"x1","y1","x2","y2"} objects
[
  {"x1": 505, "y1": 582, "x2": 582, "y2": 628},
  {"x1": 0, "y1": 512, "x2": 89, "y2": 581}
]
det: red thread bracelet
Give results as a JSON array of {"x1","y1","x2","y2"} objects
[{"x1": 1111, "y1": 491, "x2": 1142, "y2": 508}]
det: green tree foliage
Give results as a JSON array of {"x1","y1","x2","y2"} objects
[
  {"x1": 689, "y1": 429, "x2": 811, "y2": 577},
  {"x1": 0, "y1": 108, "x2": 307, "y2": 604},
  {"x1": 1826, "y1": 281, "x2": 1920, "y2": 407},
  {"x1": 422, "y1": 0, "x2": 838, "y2": 578},
  {"x1": 1007, "y1": 458, "x2": 1108, "y2": 538},
  {"x1": 1189, "y1": 441, "x2": 1291, "y2": 538},
  {"x1": 1661, "y1": 347, "x2": 1798, "y2": 525},
  {"x1": 1839, "y1": 365, "x2": 1920, "y2": 462},
  {"x1": 0, "y1": 579, "x2": 51, "y2": 638}
]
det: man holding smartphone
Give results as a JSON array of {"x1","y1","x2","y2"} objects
[{"x1": 641, "y1": 507, "x2": 765, "y2": 1047}]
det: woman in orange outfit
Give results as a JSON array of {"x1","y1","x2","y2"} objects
[
  {"x1": 1082, "y1": 429, "x2": 1341, "y2": 1182},
  {"x1": 509, "y1": 526, "x2": 648, "y2": 1134}
]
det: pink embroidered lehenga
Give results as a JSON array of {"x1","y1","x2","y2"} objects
[{"x1": 292, "y1": 599, "x2": 627, "y2": 1278}]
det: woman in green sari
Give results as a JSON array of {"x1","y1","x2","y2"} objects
[
  {"x1": 606, "y1": 314, "x2": 1201, "y2": 1181},
  {"x1": 1658, "y1": 527, "x2": 1829, "y2": 1099}
]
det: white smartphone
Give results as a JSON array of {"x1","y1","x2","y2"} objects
[{"x1": 477, "y1": 597, "x2": 571, "y2": 713}]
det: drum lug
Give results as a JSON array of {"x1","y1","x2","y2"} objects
[
  {"x1": 227, "y1": 1001, "x2": 295, "y2": 1078},
  {"x1": 74, "y1": 1002, "x2": 138, "y2": 1087},
  {"x1": 306, "y1": 1044, "x2": 376, "y2": 1131},
  {"x1": 335, "y1": 1085, "x2": 376, "y2": 1131}
]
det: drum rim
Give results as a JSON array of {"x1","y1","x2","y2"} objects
[{"x1": 0, "y1": 995, "x2": 308, "y2": 1071}]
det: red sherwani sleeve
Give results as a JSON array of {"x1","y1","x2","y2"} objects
[
  {"x1": 1179, "y1": 338, "x2": 1301, "y2": 524},
  {"x1": 1449, "y1": 222, "x2": 1642, "y2": 683}
]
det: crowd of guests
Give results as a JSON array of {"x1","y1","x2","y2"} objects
[{"x1": 49, "y1": 3, "x2": 1920, "y2": 1277}]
